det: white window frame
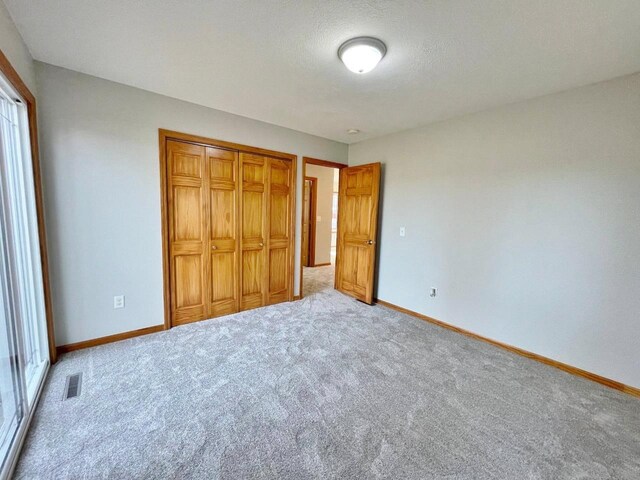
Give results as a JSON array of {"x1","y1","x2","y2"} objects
[{"x1": 0, "y1": 68, "x2": 50, "y2": 480}]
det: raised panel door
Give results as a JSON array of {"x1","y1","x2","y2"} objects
[
  {"x1": 167, "y1": 140, "x2": 208, "y2": 324},
  {"x1": 267, "y1": 158, "x2": 293, "y2": 304},
  {"x1": 240, "y1": 153, "x2": 267, "y2": 310},
  {"x1": 207, "y1": 147, "x2": 239, "y2": 317},
  {"x1": 335, "y1": 163, "x2": 381, "y2": 304}
]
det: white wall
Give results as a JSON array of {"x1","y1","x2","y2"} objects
[
  {"x1": 0, "y1": 1, "x2": 36, "y2": 93},
  {"x1": 305, "y1": 164, "x2": 336, "y2": 265},
  {"x1": 35, "y1": 62, "x2": 347, "y2": 346},
  {"x1": 349, "y1": 73, "x2": 640, "y2": 389}
]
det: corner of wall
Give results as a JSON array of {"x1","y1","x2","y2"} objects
[{"x1": 0, "y1": 0, "x2": 37, "y2": 94}]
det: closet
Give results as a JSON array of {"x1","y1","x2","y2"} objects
[{"x1": 161, "y1": 130, "x2": 295, "y2": 327}]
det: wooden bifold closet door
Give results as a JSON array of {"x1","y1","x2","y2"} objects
[
  {"x1": 239, "y1": 154, "x2": 294, "y2": 310},
  {"x1": 167, "y1": 140, "x2": 208, "y2": 325},
  {"x1": 208, "y1": 146, "x2": 239, "y2": 317},
  {"x1": 164, "y1": 133, "x2": 294, "y2": 327},
  {"x1": 239, "y1": 153, "x2": 267, "y2": 311},
  {"x1": 266, "y1": 157, "x2": 294, "y2": 305}
]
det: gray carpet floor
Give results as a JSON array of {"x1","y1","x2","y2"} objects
[{"x1": 15, "y1": 265, "x2": 640, "y2": 479}]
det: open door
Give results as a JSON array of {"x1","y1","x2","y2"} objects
[
  {"x1": 301, "y1": 177, "x2": 317, "y2": 267},
  {"x1": 335, "y1": 162, "x2": 381, "y2": 304},
  {"x1": 302, "y1": 179, "x2": 311, "y2": 266}
]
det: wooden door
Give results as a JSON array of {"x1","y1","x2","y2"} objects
[
  {"x1": 167, "y1": 140, "x2": 208, "y2": 324},
  {"x1": 267, "y1": 158, "x2": 293, "y2": 304},
  {"x1": 335, "y1": 162, "x2": 381, "y2": 304},
  {"x1": 302, "y1": 180, "x2": 310, "y2": 266},
  {"x1": 163, "y1": 130, "x2": 296, "y2": 326},
  {"x1": 207, "y1": 147, "x2": 239, "y2": 317},
  {"x1": 239, "y1": 153, "x2": 268, "y2": 310},
  {"x1": 301, "y1": 177, "x2": 317, "y2": 267}
]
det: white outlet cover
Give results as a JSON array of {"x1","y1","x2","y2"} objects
[
  {"x1": 399, "y1": 227, "x2": 406, "y2": 237},
  {"x1": 316, "y1": 215, "x2": 322, "y2": 222},
  {"x1": 113, "y1": 295, "x2": 125, "y2": 309}
]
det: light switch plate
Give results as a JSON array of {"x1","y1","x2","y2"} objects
[{"x1": 399, "y1": 227, "x2": 406, "y2": 237}]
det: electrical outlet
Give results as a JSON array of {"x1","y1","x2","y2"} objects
[
  {"x1": 399, "y1": 227, "x2": 406, "y2": 237},
  {"x1": 113, "y1": 295, "x2": 125, "y2": 309},
  {"x1": 430, "y1": 288, "x2": 437, "y2": 298}
]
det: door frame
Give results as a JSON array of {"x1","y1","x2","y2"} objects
[
  {"x1": 159, "y1": 129, "x2": 297, "y2": 329},
  {"x1": 302, "y1": 176, "x2": 318, "y2": 267},
  {"x1": 298, "y1": 157, "x2": 347, "y2": 299}
]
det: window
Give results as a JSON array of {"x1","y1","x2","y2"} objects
[{"x1": 0, "y1": 69, "x2": 49, "y2": 479}]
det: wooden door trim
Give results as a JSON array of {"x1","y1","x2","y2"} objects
[
  {"x1": 159, "y1": 134, "x2": 171, "y2": 329},
  {"x1": 57, "y1": 324, "x2": 165, "y2": 354},
  {"x1": 304, "y1": 177, "x2": 318, "y2": 267},
  {"x1": 304, "y1": 157, "x2": 347, "y2": 170},
  {"x1": 298, "y1": 157, "x2": 347, "y2": 299},
  {"x1": 288, "y1": 157, "x2": 297, "y2": 302},
  {"x1": 0, "y1": 48, "x2": 57, "y2": 363},
  {"x1": 160, "y1": 129, "x2": 296, "y2": 161},
  {"x1": 376, "y1": 298, "x2": 640, "y2": 398},
  {"x1": 160, "y1": 129, "x2": 297, "y2": 327}
]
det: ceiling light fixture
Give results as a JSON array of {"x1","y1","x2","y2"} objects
[
  {"x1": 347, "y1": 129, "x2": 360, "y2": 135},
  {"x1": 338, "y1": 37, "x2": 386, "y2": 74}
]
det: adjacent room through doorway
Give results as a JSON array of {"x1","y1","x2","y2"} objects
[{"x1": 300, "y1": 158, "x2": 345, "y2": 297}]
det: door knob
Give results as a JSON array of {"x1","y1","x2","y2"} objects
[
  {"x1": 365, "y1": 239, "x2": 374, "y2": 245},
  {"x1": 259, "y1": 243, "x2": 264, "y2": 247},
  {"x1": 211, "y1": 245, "x2": 217, "y2": 250}
]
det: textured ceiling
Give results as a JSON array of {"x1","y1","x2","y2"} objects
[{"x1": 5, "y1": 0, "x2": 640, "y2": 143}]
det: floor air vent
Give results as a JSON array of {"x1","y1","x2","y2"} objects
[{"x1": 63, "y1": 373, "x2": 82, "y2": 400}]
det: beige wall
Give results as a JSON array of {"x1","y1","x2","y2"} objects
[
  {"x1": 349, "y1": 72, "x2": 640, "y2": 389},
  {"x1": 306, "y1": 164, "x2": 337, "y2": 265},
  {"x1": 35, "y1": 62, "x2": 347, "y2": 345}
]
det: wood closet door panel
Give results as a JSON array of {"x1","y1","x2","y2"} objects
[
  {"x1": 241, "y1": 249, "x2": 264, "y2": 309},
  {"x1": 240, "y1": 153, "x2": 267, "y2": 310},
  {"x1": 167, "y1": 140, "x2": 208, "y2": 324},
  {"x1": 335, "y1": 163, "x2": 380, "y2": 304},
  {"x1": 269, "y1": 248, "x2": 287, "y2": 295},
  {"x1": 267, "y1": 158, "x2": 292, "y2": 305},
  {"x1": 207, "y1": 147, "x2": 239, "y2": 317}
]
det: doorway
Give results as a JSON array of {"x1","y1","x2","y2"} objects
[
  {"x1": 299, "y1": 157, "x2": 346, "y2": 298},
  {"x1": 302, "y1": 177, "x2": 317, "y2": 267}
]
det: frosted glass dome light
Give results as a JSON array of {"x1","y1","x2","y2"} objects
[{"x1": 338, "y1": 37, "x2": 386, "y2": 74}]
